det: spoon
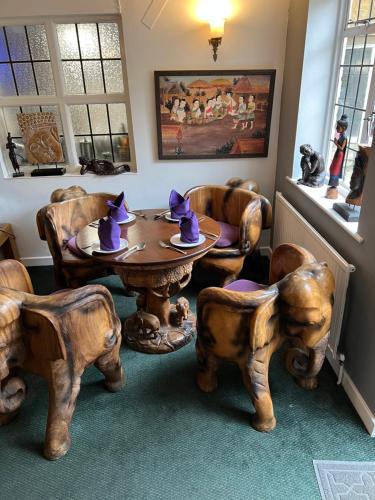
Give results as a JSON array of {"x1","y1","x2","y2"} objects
[
  {"x1": 119, "y1": 242, "x2": 146, "y2": 260},
  {"x1": 128, "y1": 211, "x2": 147, "y2": 219},
  {"x1": 158, "y1": 240, "x2": 187, "y2": 255}
]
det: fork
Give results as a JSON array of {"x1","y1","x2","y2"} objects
[
  {"x1": 119, "y1": 242, "x2": 146, "y2": 260},
  {"x1": 158, "y1": 240, "x2": 187, "y2": 255}
]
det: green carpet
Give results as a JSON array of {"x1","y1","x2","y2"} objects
[{"x1": 0, "y1": 266, "x2": 373, "y2": 500}]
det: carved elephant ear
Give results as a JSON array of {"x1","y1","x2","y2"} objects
[
  {"x1": 249, "y1": 292, "x2": 279, "y2": 352},
  {"x1": 22, "y1": 308, "x2": 67, "y2": 362},
  {"x1": 277, "y1": 263, "x2": 335, "y2": 348}
]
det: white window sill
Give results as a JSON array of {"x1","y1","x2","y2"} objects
[
  {"x1": 286, "y1": 177, "x2": 364, "y2": 244},
  {"x1": 2, "y1": 164, "x2": 138, "y2": 179}
]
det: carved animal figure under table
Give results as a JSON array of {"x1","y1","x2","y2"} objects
[
  {"x1": 196, "y1": 258, "x2": 335, "y2": 433},
  {"x1": 0, "y1": 259, "x2": 124, "y2": 460},
  {"x1": 79, "y1": 156, "x2": 130, "y2": 175},
  {"x1": 298, "y1": 144, "x2": 325, "y2": 187}
]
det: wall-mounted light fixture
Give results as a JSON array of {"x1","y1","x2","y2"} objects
[
  {"x1": 208, "y1": 17, "x2": 225, "y2": 62},
  {"x1": 196, "y1": 0, "x2": 232, "y2": 62}
]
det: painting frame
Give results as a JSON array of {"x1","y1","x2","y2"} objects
[{"x1": 154, "y1": 69, "x2": 276, "y2": 160}]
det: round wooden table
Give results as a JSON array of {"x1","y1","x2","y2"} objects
[{"x1": 76, "y1": 209, "x2": 220, "y2": 354}]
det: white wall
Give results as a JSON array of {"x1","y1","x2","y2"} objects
[{"x1": 0, "y1": 0, "x2": 289, "y2": 263}]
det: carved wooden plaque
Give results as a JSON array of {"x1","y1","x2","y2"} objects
[{"x1": 17, "y1": 112, "x2": 64, "y2": 164}]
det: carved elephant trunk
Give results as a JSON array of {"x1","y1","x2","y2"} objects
[
  {"x1": 0, "y1": 375, "x2": 27, "y2": 425},
  {"x1": 285, "y1": 333, "x2": 329, "y2": 390}
]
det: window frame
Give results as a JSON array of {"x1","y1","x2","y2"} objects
[
  {"x1": 323, "y1": 0, "x2": 375, "y2": 189},
  {"x1": 0, "y1": 14, "x2": 136, "y2": 177}
]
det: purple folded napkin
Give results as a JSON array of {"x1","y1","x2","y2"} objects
[
  {"x1": 169, "y1": 189, "x2": 190, "y2": 219},
  {"x1": 179, "y1": 211, "x2": 199, "y2": 243},
  {"x1": 98, "y1": 216, "x2": 121, "y2": 251},
  {"x1": 106, "y1": 191, "x2": 128, "y2": 222}
]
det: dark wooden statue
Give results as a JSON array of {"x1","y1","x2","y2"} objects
[
  {"x1": 333, "y1": 145, "x2": 371, "y2": 222},
  {"x1": 298, "y1": 144, "x2": 325, "y2": 187},
  {"x1": 195, "y1": 244, "x2": 334, "y2": 432},
  {"x1": 79, "y1": 156, "x2": 130, "y2": 175},
  {"x1": 6, "y1": 133, "x2": 24, "y2": 177},
  {"x1": 0, "y1": 259, "x2": 124, "y2": 460}
]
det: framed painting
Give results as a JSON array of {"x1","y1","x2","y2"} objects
[{"x1": 154, "y1": 69, "x2": 276, "y2": 160}]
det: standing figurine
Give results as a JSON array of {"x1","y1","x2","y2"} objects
[
  {"x1": 326, "y1": 114, "x2": 348, "y2": 199},
  {"x1": 6, "y1": 133, "x2": 24, "y2": 177}
]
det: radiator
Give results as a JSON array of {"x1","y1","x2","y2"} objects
[{"x1": 273, "y1": 192, "x2": 355, "y2": 359}]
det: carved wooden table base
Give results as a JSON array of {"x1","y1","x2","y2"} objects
[{"x1": 117, "y1": 267, "x2": 196, "y2": 354}]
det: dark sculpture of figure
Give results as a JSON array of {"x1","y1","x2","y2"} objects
[
  {"x1": 333, "y1": 145, "x2": 371, "y2": 222},
  {"x1": 298, "y1": 144, "x2": 325, "y2": 187},
  {"x1": 79, "y1": 156, "x2": 130, "y2": 175},
  {"x1": 346, "y1": 145, "x2": 369, "y2": 206},
  {"x1": 6, "y1": 133, "x2": 24, "y2": 177},
  {"x1": 326, "y1": 114, "x2": 348, "y2": 199}
]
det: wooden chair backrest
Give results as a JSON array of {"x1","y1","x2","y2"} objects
[
  {"x1": 185, "y1": 185, "x2": 272, "y2": 228},
  {"x1": 39, "y1": 193, "x2": 118, "y2": 255},
  {"x1": 0, "y1": 259, "x2": 34, "y2": 294},
  {"x1": 269, "y1": 243, "x2": 316, "y2": 285},
  {"x1": 226, "y1": 177, "x2": 259, "y2": 194}
]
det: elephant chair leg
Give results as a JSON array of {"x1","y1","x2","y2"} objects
[
  {"x1": 243, "y1": 343, "x2": 278, "y2": 432},
  {"x1": 94, "y1": 348, "x2": 124, "y2": 393},
  {"x1": 44, "y1": 361, "x2": 82, "y2": 461},
  {"x1": 195, "y1": 338, "x2": 220, "y2": 393}
]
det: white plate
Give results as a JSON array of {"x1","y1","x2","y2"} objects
[
  {"x1": 114, "y1": 213, "x2": 136, "y2": 224},
  {"x1": 92, "y1": 238, "x2": 128, "y2": 254},
  {"x1": 164, "y1": 211, "x2": 180, "y2": 222},
  {"x1": 170, "y1": 233, "x2": 206, "y2": 248}
]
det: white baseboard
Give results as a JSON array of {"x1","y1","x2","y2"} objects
[
  {"x1": 21, "y1": 256, "x2": 53, "y2": 267},
  {"x1": 259, "y1": 246, "x2": 272, "y2": 258},
  {"x1": 326, "y1": 350, "x2": 375, "y2": 437}
]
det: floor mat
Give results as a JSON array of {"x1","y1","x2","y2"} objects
[{"x1": 314, "y1": 460, "x2": 375, "y2": 499}]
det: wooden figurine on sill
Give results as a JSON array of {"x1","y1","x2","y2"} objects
[
  {"x1": 298, "y1": 144, "x2": 325, "y2": 187},
  {"x1": 326, "y1": 114, "x2": 348, "y2": 199},
  {"x1": 6, "y1": 133, "x2": 24, "y2": 177},
  {"x1": 332, "y1": 145, "x2": 371, "y2": 222}
]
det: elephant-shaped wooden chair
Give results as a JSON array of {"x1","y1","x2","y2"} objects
[
  {"x1": 36, "y1": 192, "x2": 128, "y2": 289},
  {"x1": 0, "y1": 259, "x2": 124, "y2": 460},
  {"x1": 195, "y1": 243, "x2": 335, "y2": 432},
  {"x1": 225, "y1": 177, "x2": 259, "y2": 193},
  {"x1": 185, "y1": 185, "x2": 272, "y2": 286}
]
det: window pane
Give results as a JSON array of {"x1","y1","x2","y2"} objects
[
  {"x1": 5, "y1": 26, "x2": 29, "y2": 61},
  {"x1": 0, "y1": 64, "x2": 16, "y2": 95},
  {"x1": 13, "y1": 63, "x2": 37, "y2": 95},
  {"x1": 0, "y1": 29, "x2": 9, "y2": 62},
  {"x1": 356, "y1": 66, "x2": 372, "y2": 109},
  {"x1": 363, "y1": 34, "x2": 375, "y2": 64},
  {"x1": 62, "y1": 61, "x2": 84, "y2": 94},
  {"x1": 103, "y1": 60, "x2": 123, "y2": 93},
  {"x1": 82, "y1": 61, "x2": 104, "y2": 94},
  {"x1": 348, "y1": 0, "x2": 360, "y2": 24},
  {"x1": 99, "y1": 23, "x2": 121, "y2": 58},
  {"x1": 343, "y1": 149, "x2": 356, "y2": 184},
  {"x1": 359, "y1": 0, "x2": 372, "y2": 20},
  {"x1": 70, "y1": 105, "x2": 90, "y2": 135},
  {"x1": 351, "y1": 36, "x2": 366, "y2": 65},
  {"x1": 113, "y1": 135, "x2": 130, "y2": 162},
  {"x1": 33, "y1": 62, "x2": 55, "y2": 95},
  {"x1": 89, "y1": 104, "x2": 109, "y2": 134},
  {"x1": 93, "y1": 135, "x2": 112, "y2": 160},
  {"x1": 345, "y1": 67, "x2": 361, "y2": 107},
  {"x1": 349, "y1": 109, "x2": 365, "y2": 147},
  {"x1": 3, "y1": 107, "x2": 22, "y2": 136},
  {"x1": 342, "y1": 37, "x2": 354, "y2": 65},
  {"x1": 108, "y1": 103, "x2": 128, "y2": 133},
  {"x1": 78, "y1": 24, "x2": 100, "y2": 59},
  {"x1": 26, "y1": 25, "x2": 50, "y2": 60},
  {"x1": 76, "y1": 136, "x2": 94, "y2": 159},
  {"x1": 56, "y1": 24, "x2": 79, "y2": 59},
  {"x1": 337, "y1": 67, "x2": 349, "y2": 106}
]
